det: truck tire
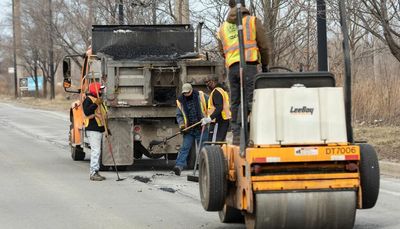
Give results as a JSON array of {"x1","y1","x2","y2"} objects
[
  {"x1": 134, "y1": 141, "x2": 144, "y2": 159},
  {"x1": 137, "y1": 142, "x2": 164, "y2": 159},
  {"x1": 71, "y1": 145, "x2": 85, "y2": 161},
  {"x1": 166, "y1": 153, "x2": 178, "y2": 160},
  {"x1": 69, "y1": 122, "x2": 85, "y2": 161},
  {"x1": 219, "y1": 204, "x2": 244, "y2": 223},
  {"x1": 199, "y1": 145, "x2": 227, "y2": 211},
  {"x1": 359, "y1": 143, "x2": 380, "y2": 209},
  {"x1": 187, "y1": 144, "x2": 196, "y2": 169}
]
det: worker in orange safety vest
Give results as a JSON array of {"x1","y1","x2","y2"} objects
[
  {"x1": 201, "y1": 74, "x2": 231, "y2": 142},
  {"x1": 217, "y1": 0, "x2": 272, "y2": 145}
]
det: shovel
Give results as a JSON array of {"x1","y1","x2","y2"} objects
[
  {"x1": 187, "y1": 124, "x2": 207, "y2": 182},
  {"x1": 148, "y1": 121, "x2": 202, "y2": 150}
]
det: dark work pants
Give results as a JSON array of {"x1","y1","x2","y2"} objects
[
  {"x1": 228, "y1": 63, "x2": 258, "y2": 137},
  {"x1": 208, "y1": 120, "x2": 230, "y2": 142}
]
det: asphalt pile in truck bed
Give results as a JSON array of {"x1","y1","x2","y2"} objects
[{"x1": 98, "y1": 45, "x2": 185, "y2": 61}]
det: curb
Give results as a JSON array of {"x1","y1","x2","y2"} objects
[{"x1": 380, "y1": 161, "x2": 400, "y2": 177}]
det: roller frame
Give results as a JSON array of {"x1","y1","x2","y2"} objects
[{"x1": 220, "y1": 144, "x2": 362, "y2": 228}]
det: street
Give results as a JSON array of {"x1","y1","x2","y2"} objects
[{"x1": 0, "y1": 102, "x2": 399, "y2": 229}]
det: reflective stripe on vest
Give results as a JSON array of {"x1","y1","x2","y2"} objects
[
  {"x1": 208, "y1": 87, "x2": 231, "y2": 120},
  {"x1": 219, "y1": 16, "x2": 259, "y2": 67},
  {"x1": 84, "y1": 96, "x2": 107, "y2": 128},
  {"x1": 176, "y1": 91, "x2": 208, "y2": 128}
]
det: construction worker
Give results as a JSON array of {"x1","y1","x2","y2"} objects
[
  {"x1": 201, "y1": 75, "x2": 231, "y2": 142},
  {"x1": 218, "y1": 0, "x2": 271, "y2": 144},
  {"x1": 174, "y1": 83, "x2": 208, "y2": 176},
  {"x1": 83, "y1": 82, "x2": 107, "y2": 181}
]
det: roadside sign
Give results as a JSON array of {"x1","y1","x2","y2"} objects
[
  {"x1": 28, "y1": 76, "x2": 43, "y2": 91},
  {"x1": 8, "y1": 67, "x2": 15, "y2": 74},
  {"x1": 19, "y1": 78, "x2": 28, "y2": 90}
]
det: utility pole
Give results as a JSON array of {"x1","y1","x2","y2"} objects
[
  {"x1": 12, "y1": 0, "x2": 22, "y2": 98},
  {"x1": 48, "y1": 0, "x2": 55, "y2": 99},
  {"x1": 12, "y1": 0, "x2": 18, "y2": 98},
  {"x1": 118, "y1": 0, "x2": 124, "y2": 25}
]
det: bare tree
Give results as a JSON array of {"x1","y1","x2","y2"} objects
[{"x1": 352, "y1": 0, "x2": 400, "y2": 62}]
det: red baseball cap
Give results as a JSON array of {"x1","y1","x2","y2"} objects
[{"x1": 88, "y1": 82, "x2": 105, "y2": 95}]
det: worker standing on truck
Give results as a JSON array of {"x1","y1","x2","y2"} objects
[
  {"x1": 218, "y1": 0, "x2": 271, "y2": 145},
  {"x1": 83, "y1": 82, "x2": 107, "y2": 181},
  {"x1": 174, "y1": 83, "x2": 208, "y2": 176},
  {"x1": 201, "y1": 75, "x2": 231, "y2": 142}
]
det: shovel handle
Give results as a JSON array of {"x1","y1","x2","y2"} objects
[
  {"x1": 181, "y1": 120, "x2": 202, "y2": 132},
  {"x1": 163, "y1": 121, "x2": 202, "y2": 142}
]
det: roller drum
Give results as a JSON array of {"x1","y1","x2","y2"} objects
[{"x1": 246, "y1": 191, "x2": 356, "y2": 229}]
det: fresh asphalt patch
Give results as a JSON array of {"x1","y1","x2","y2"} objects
[{"x1": 133, "y1": 176, "x2": 152, "y2": 183}]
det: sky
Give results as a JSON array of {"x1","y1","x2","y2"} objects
[{"x1": 0, "y1": 0, "x2": 12, "y2": 35}]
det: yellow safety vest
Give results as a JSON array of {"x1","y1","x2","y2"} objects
[
  {"x1": 84, "y1": 96, "x2": 107, "y2": 128},
  {"x1": 176, "y1": 91, "x2": 207, "y2": 128},
  {"x1": 219, "y1": 15, "x2": 259, "y2": 67},
  {"x1": 208, "y1": 87, "x2": 231, "y2": 120}
]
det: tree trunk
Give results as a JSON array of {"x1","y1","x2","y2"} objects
[
  {"x1": 152, "y1": 0, "x2": 157, "y2": 24},
  {"x1": 48, "y1": 0, "x2": 55, "y2": 100},
  {"x1": 174, "y1": 0, "x2": 189, "y2": 24}
]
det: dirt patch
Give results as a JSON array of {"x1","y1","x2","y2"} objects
[{"x1": 354, "y1": 125, "x2": 400, "y2": 162}]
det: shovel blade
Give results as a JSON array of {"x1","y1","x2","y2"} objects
[{"x1": 187, "y1": 175, "x2": 199, "y2": 182}]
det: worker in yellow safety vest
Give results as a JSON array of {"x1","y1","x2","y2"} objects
[
  {"x1": 174, "y1": 83, "x2": 209, "y2": 176},
  {"x1": 83, "y1": 82, "x2": 108, "y2": 181},
  {"x1": 201, "y1": 75, "x2": 231, "y2": 142},
  {"x1": 218, "y1": 0, "x2": 272, "y2": 145}
]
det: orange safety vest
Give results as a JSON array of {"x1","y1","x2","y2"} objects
[
  {"x1": 176, "y1": 91, "x2": 207, "y2": 128},
  {"x1": 218, "y1": 15, "x2": 259, "y2": 67},
  {"x1": 84, "y1": 96, "x2": 107, "y2": 128},
  {"x1": 208, "y1": 87, "x2": 231, "y2": 120}
]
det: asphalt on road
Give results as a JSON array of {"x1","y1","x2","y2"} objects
[{"x1": 0, "y1": 102, "x2": 399, "y2": 229}]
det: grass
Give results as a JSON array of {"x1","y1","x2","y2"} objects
[{"x1": 354, "y1": 125, "x2": 400, "y2": 162}]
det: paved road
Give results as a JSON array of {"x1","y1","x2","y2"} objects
[{"x1": 0, "y1": 102, "x2": 399, "y2": 229}]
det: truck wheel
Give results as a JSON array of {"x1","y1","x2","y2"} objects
[
  {"x1": 219, "y1": 204, "x2": 244, "y2": 223},
  {"x1": 137, "y1": 142, "x2": 164, "y2": 159},
  {"x1": 71, "y1": 145, "x2": 85, "y2": 161},
  {"x1": 359, "y1": 143, "x2": 380, "y2": 209},
  {"x1": 134, "y1": 141, "x2": 144, "y2": 159},
  {"x1": 199, "y1": 145, "x2": 227, "y2": 211},
  {"x1": 166, "y1": 153, "x2": 178, "y2": 160},
  {"x1": 187, "y1": 144, "x2": 196, "y2": 169},
  {"x1": 69, "y1": 122, "x2": 85, "y2": 161}
]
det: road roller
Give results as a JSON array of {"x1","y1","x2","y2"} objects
[{"x1": 198, "y1": 0, "x2": 380, "y2": 228}]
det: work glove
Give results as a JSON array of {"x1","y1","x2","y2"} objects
[
  {"x1": 262, "y1": 65, "x2": 269, "y2": 72},
  {"x1": 201, "y1": 117, "x2": 212, "y2": 126},
  {"x1": 179, "y1": 125, "x2": 188, "y2": 134}
]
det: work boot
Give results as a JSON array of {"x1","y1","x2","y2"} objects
[
  {"x1": 97, "y1": 172, "x2": 106, "y2": 180},
  {"x1": 173, "y1": 166, "x2": 183, "y2": 176},
  {"x1": 90, "y1": 172, "x2": 105, "y2": 181}
]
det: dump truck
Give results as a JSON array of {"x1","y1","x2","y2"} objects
[
  {"x1": 62, "y1": 24, "x2": 223, "y2": 169},
  {"x1": 198, "y1": 0, "x2": 380, "y2": 228}
]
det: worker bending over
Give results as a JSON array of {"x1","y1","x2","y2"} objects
[
  {"x1": 83, "y1": 82, "x2": 107, "y2": 181},
  {"x1": 202, "y1": 75, "x2": 231, "y2": 142},
  {"x1": 218, "y1": 0, "x2": 271, "y2": 145},
  {"x1": 174, "y1": 83, "x2": 209, "y2": 176}
]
